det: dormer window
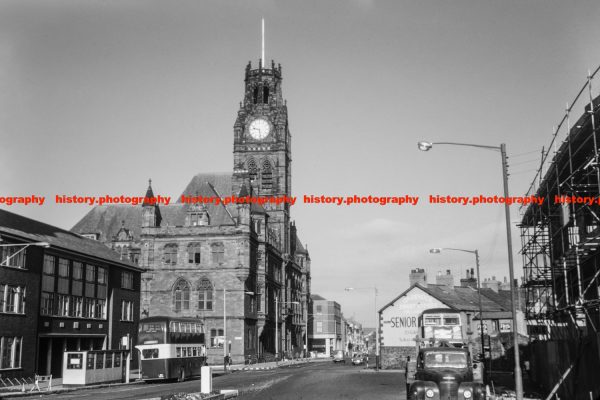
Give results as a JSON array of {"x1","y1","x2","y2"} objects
[{"x1": 187, "y1": 204, "x2": 209, "y2": 226}]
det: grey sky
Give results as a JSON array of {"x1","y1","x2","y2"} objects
[{"x1": 2, "y1": 0, "x2": 600, "y2": 326}]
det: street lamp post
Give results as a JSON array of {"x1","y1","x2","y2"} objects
[
  {"x1": 418, "y1": 141, "x2": 523, "y2": 400},
  {"x1": 429, "y1": 247, "x2": 486, "y2": 381},
  {"x1": 345, "y1": 287, "x2": 379, "y2": 371},
  {"x1": 223, "y1": 289, "x2": 254, "y2": 372},
  {"x1": 275, "y1": 297, "x2": 299, "y2": 363}
]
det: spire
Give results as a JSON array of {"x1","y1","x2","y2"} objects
[
  {"x1": 142, "y1": 178, "x2": 162, "y2": 227},
  {"x1": 261, "y1": 18, "x2": 265, "y2": 67},
  {"x1": 143, "y1": 178, "x2": 155, "y2": 205}
]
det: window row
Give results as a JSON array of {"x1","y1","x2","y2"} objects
[
  {"x1": 163, "y1": 243, "x2": 224, "y2": 265},
  {"x1": 0, "y1": 336, "x2": 22, "y2": 370},
  {"x1": 40, "y1": 293, "x2": 106, "y2": 319},
  {"x1": 169, "y1": 321, "x2": 203, "y2": 333},
  {"x1": 0, "y1": 284, "x2": 25, "y2": 314},
  {"x1": 175, "y1": 346, "x2": 205, "y2": 358},
  {"x1": 0, "y1": 246, "x2": 26, "y2": 269},
  {"x1": 43, "y1": 255, "x2": 134, "y2": 290},
  {"x1": 85, "y1": 352, "x2": 122, "y2": 370}
]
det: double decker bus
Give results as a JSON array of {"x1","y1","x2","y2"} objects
[
  {"x1": 419, "y1": 308, "x2": 464, "y2": 347},
  {"x1": 136, "y1": 316, "x2": 207, "y2": 381}
]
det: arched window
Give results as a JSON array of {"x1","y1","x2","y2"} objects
[
  {"x1": 163, "y1": 244, "x2": 178, "y2": 265},
  {"x1": 253, "y1": 87, "x2": 259, "y2": 104},
  {"x1": 247, "y1": 158, "x2": 258, "y2": 183},
  {"x1": 261, "y1": 160, "x2": 273, "y2": 192},
  {"x1": 197, "y1": 278, "x2": 213, "y2": 310},
  {"x1": 173, "y1": 279, "x2": 190, "y2": 311},
  {"x1": 263, "y1": 86, "x2": 269, "y2": 103},
  {"x1": 188, "y1": 243, "x2": 201, "y2": 264}
]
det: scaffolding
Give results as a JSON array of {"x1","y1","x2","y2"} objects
[{"x1": 520, "y1": 66, "x2": 600, "y2": 341}]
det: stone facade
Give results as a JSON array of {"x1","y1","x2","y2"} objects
[{"x1": 72, "y1": 59, "x2": 311, "y2": 364}]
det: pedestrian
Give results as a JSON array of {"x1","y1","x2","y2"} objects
[
  {"x1": 405, "y1": 356, "x2": 411, "y2": 394},
  {"x1": 524, "y1": 359, "x2": 531, "y2": 380}
]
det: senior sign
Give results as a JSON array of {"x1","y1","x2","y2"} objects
[{"x1": 380, "y1": 287, "x2": 446, "y2": 347}]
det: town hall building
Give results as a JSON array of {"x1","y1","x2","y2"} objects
[{"x1": 72, "y1": 59, "x2": 312, "y2": 364}]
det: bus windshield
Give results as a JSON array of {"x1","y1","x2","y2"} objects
[
  {"x1": 142, "y1": 348, "x2": 159, "y2": 359},
  {"x1": 424, "y1": 352, "x2": 467, "y2": 369}
]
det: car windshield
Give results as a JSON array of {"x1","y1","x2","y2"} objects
[{"x1": 424, "y1": 352, "x2": 467, "y2": 368}]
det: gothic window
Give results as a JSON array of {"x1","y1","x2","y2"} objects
[
  {"x1": 254, "y1": 219, "x2": 262, "y2": 235},
  {"x1": 256, "y1": 284, "x2": 263, "y2": 312},
  {"x1": 247, "y1": 158, "x2": 258, "y2": 183},
  {"x1": 173, "y1": 279, "x2": 190, "y2": 312},
  {"x1": 197, "y1": 278, "x2": 213, "y2": 310},
  {"x1": 164, "y1": 244, "x2": 178, "y2": 265},
  {"x1": 253, "y1": 87, "x2": 259, "y2": 104},
  {"x1": 263, "y1": 86, "x2": 269, "y2": 103},
  {"x1": 261, "y1": 160, "x2": 273, "y2": 192},
  {"x1": 188, "y1": 243, "x2": 201, "y2": 264},
  {"x1": 211, "y1": 242, "x2": 224, "y2": 264}
]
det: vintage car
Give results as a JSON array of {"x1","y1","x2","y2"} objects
[
  {"x1": 407, "y1": 347, "x2": 486, "y2": 400},
  {"x1": 332, "y1": 350, "x2": 346, "y2": 363}
]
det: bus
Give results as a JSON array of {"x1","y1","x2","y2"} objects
[
  {"x1": 419, "y1": 308, "x2": 464, "y2": 347},
  {"x1": 136, "y1": 316, "x2": 207, "y2": 381}
]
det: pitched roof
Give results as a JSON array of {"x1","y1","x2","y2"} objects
[
  {"x1": 72, "y1": 175, "x2": 238, "y2": 241},
  {"x1": 311, "y1": 294, "x2": 326, "y2": 301},
  {"x1": 423, "y1": 284, "x2": 506, "y2": 312},
  {"x1": 181, "y1": 172, "x2": 233, "y2": 200},
  {"x1": 379, "y1": 283, "x2": 509, "y2": 314},
  {"x1": 0, "y1": 209, "x2": 141, "y2": 271},
  {"x1": 295, "y1": 235, "x2": 307, "y2": 254}
]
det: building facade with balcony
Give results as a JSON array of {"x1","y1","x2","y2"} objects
[{"x1": 0, "y1": 209, "x2": 143, "y2": 379}]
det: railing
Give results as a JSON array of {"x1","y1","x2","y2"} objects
[{"x1": 0, "y1": 375, "x2": 36, "y2": 392}]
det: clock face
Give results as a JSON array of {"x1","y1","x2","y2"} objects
[{"x1": 248, "y1": 118, "x2": 271, "y2": 140}]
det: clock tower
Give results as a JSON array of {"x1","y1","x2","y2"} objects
[{"x1": 233, "y1": 59, "x2": 292, "y2": 253}]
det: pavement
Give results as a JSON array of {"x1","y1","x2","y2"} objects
[{"x1": 0, "y1": 360, "x2": 313, "y2": 399}]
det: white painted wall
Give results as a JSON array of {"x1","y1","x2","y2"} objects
[{"x1": 380, "y1": 286, "x2": 446, "y2": 347}]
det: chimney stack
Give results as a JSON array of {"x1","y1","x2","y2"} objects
[
  {"x1": 436, "y1": 269, "x2": 454, "y2": 288},
  {"x1": 460, "y1": 268, "x2": 477, "y2": 288},
  {"x1": 409, "y1": 268, "x2": 427, "y2": 287}
]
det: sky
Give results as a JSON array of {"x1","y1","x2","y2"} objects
[{"x1": 1, "y1": 0, "x2": 600, "y2": 327}]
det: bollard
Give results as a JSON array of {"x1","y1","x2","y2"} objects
[{"x1": 200, "y1": 366, "x2": 212, "y2": 394}]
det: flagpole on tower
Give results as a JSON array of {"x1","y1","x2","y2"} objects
[{"x1": 261, "y1": 18, "x2": 265, "y2": 67}]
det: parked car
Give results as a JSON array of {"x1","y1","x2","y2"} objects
[{"x1": 332, "y1": 350, "x2": 345, "y2": 363}]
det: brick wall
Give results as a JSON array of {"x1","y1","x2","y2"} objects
[{"x1": 380, "y1": 346, "x2": 416, "y2": 369}]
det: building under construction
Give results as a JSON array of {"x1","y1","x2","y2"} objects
[{"x1": 520, "y1": 67, "x2": 600, "y2": 400}]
